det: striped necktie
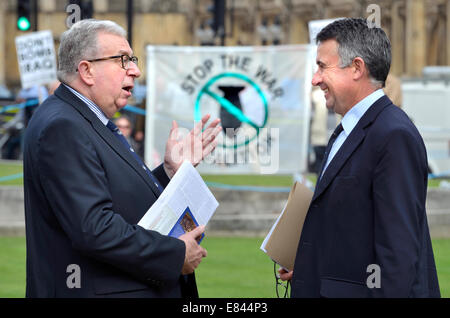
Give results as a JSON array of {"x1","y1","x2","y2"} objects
[{"x1": 106, "y1": 120, "x2": 162, "y2": 194}]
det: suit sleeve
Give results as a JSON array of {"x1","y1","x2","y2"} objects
[
  {"x1": 37, "y1": 117, "x2": 185, "y2": 286},
  {"x1": 152, "y1": 164, "x2": 171, "y2": 188},
  {"x1": 371, "y1": 127, "x2": 428, "y2": 297}
]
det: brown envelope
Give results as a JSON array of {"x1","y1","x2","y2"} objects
[{"x1": 265, "y1": 181, "x2": 313, "y2": 271}]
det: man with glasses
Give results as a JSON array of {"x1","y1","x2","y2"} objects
[{"x1": 23, "y1": 19, "x2": 221, "y2": 298}]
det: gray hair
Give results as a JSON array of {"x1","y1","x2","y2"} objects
[
  {"x1": 57, "y1": 19, "x2": 127, "y2": 83},
  {"x1": 316, "y1": 18, "x2": 391, "y2": 88}
]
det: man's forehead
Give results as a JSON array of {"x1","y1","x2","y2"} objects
[
  {"x1": 316, "y1": 39, "x2": 339, "y2": 63},
  {"x1": 98, "y1": 32, "x2": 132, "y2": 55}
]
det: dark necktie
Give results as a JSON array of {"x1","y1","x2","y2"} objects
[
  {"x1": 106, "y1": 120, "x2": 163, "y2": 193},
  {"x1": 318, "y1": 123, "x2": 344, "y2": 179}
]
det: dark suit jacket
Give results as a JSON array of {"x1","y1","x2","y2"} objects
[
  {"x1": 23, "y1": 84, "x2": 197, "y2": 298},
  {"x1": 291, "y1": 95, "x2": 440, "y2": 298}
]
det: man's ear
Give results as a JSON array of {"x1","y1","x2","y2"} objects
[
  {"x1": 77, "y1": 61, "x2": 95, "y2": 86},
  {"x1": 352, "y1": 57, "x2": 366, "y2": 81}
]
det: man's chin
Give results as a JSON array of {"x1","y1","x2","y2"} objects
[
  {"x1": 326, "y1": 102, "x2": 334, "y2": 112},
  {"x1": 107, "y1": 104, "x2": 127, "y2": 119},
  {"x1": 117, "y1": 101, "x2": 129, "y2": 111}
]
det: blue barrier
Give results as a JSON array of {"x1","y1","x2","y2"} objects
[
  {"x1": 0, "y1": 171, "x2": 449, "y2": 188},
  {"x1": 205, "y1": 181, "x2": 291, "y2": 193},
  {"x1": 1, "y1": 99, "x2": 146, "y2": 116},
  {"x1": 0, "y1": 172, "x2": 292, "y2": 191},
  {"x1": 123, "y1": 105, "x2": 146, "y2": 115},
  {"x1": 0, "y1": 172, "x2": 23, "y2": 183},
  {"x1": 429, "y1": 171, "x2": 450, "y2": 179},
  {"x1": 0, "y1": 99, "x2": 39, "y2": 114},
  {"x1": 2, "y1": 99, "x2": 449, "y2": 184}
]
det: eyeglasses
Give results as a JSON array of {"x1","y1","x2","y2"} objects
[{"x1": 87, "y1": 54, "x2": 139, "y2": 70}]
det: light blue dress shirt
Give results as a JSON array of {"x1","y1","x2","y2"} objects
[
  {"x1": 63, "y1": 83, "x2": 109, "y2": 126},
  {"x1": 321, "y1": 89, "x2": 385, "y2": 177}
]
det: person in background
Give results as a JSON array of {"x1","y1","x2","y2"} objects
[
  {"x1": 16, "y1": 85, "x2": 49, "y2": 126},
  {"x1": 113, "y1": 115, "x2": 137, "y2": 150},
  {"x1": 2, "y1": 85, "x2": 49, "y2": 159},
  {"x1": 309, "y1": 86, "x2": 328, "y2": 174}
]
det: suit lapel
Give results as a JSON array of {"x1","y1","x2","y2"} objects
[
  {"x1": 54, "y1": 85, "x2": 162, "y2": 197},
  {"x1": 312, "y1": 95, "x2": 392, "y2": 202},
  {"x1": 313, "y1": 128, "x2": 365, "y2": 201}
]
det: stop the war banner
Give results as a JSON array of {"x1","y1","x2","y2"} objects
[{"x1": 145, "y1": 45, "x2": 313, "y2": 174}]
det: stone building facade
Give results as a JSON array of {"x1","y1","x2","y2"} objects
[{"x1": 0, "y1": 0, "x2": 448, "y2": 88}]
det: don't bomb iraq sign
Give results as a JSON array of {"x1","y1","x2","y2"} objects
[
  {"x1": 15, "y1": 30, "x2": 57, "y2": 89},
  {"x1": 146, "y1": 45, "x2": 313, "y2": 174}
]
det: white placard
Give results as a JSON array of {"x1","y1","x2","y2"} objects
[
  {"x1": 15, "y1": 30, "x2": 57, "y2": 89},
  {"x1": 308, "y1": 19, "x2": 341, "y2": 44}
]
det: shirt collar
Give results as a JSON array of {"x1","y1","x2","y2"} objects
[
  {"x1": 341, "y1": 89, "x2": 385, "y2": 135},
  {"x1": 63, "y1": 83, "x2": 109, "y2": 126}
]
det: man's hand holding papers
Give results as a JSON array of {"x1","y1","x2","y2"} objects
[
  {"x1": 138, "y1": 161, "x2": 219, "y2": 275},
  {"x1": 179, "y1": 225, "x2": 208, "y2": 274}
]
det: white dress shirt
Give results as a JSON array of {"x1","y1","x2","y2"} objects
[{"x1": 321, "y1": 89, "x2": 385, "y2": 177}]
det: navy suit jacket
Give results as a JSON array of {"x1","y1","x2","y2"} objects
[
  {"x1": 23, "y1": 84, "x2": 197, "y2": 297},
  {"x1": 291, "y1": 95, "x2": 440, "y2": 298}
]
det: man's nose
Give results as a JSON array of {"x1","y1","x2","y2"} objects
[
  {"x1": 311, "y1": 71, "x2": 321, "y2": 86},
  {"x1": 127, "y1": 62, "x2": 141, "y2": 78}
]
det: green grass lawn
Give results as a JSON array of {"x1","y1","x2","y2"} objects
[
  {"x1": 196, "y1": 236, "x2": 276, "y2": 298},
  {"x1": 0, "y1": 236, "x2": 26, "y2": 298},
  {"x1": 0, "y1": 161, "x2": 23, "y2": 186},
  {"x1": 1, "y1": 236, "x2": 449, "y2": 298},
  {"x1": 433, "y1": 239, "x2": 450, "y2": 297},
  {"x1": 2, "y1": 160, "x2": 449, "y2": 188},
  {"x1": 1, "y1": 162, "x2": 449, "y2": 297},
  {"x1": 202, "y1": 174, "x2": 295, "y2": 188}
]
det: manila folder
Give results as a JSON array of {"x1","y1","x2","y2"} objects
[{"x1": 265, "y1": 181, "x2": 313, "y2": 271}]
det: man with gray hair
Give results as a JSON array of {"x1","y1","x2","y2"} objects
[
  {"x1": 279, "y1": 18, "x2": 440, "y2": 297},
  {"x1": 23, "y1": 19, "x2": 221, "y2": 297}
]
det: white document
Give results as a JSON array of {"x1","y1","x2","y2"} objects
[{"x1": 138, "y1": 161, "x2": 219, "y2": 236}]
